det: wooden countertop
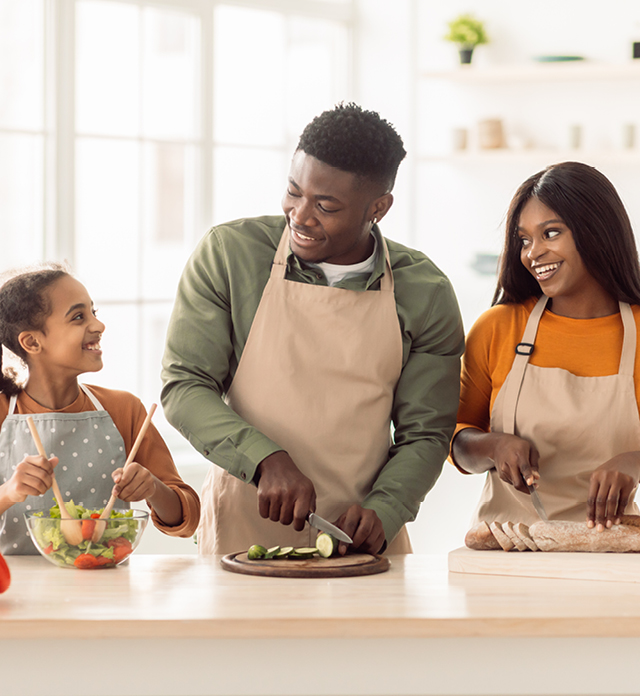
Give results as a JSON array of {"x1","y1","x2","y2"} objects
[{"x1": 5, "y1": 552, "x2": 640, "y2": 639}]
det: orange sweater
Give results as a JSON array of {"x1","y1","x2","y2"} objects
[
  {"x1": 456, "y1": 298, "x2": 640, "y2": 440},
  {"x1": 0, "y1": 385, "x2": 200, "y2": 537}
]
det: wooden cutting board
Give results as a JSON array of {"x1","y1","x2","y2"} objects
[
  {"x1": 449, "y1": 546, "x2": 640, "y2": 583},
  {"x1": 221, "y1": 551, "x2": 390, "y2": 578}
]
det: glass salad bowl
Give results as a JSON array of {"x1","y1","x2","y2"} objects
[{"x1": 25, "y1": 506, "x2": 149, "y2": 569}]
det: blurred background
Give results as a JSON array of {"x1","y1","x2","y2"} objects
[{"x1": 2, "y1": 0, "x2": 640, "y2": 554}]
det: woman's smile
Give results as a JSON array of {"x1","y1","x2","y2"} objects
[{"x1": 531, "y1": 261, "x2": 562, "y2": 282}]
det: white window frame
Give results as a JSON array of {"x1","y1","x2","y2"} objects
[{"x1": 48, "y1": 0, "x2": 354, "y2": 266}]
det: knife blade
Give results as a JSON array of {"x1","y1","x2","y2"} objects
[
  {"x1": 308, "y1": 512, "x2": 353, "y2": 544},
  {"x1": 527, "y1": 483, "x2": 549, "y2": 521}
]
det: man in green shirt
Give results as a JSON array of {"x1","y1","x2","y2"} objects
[{"x1": 161, "y1": 103, "x2": 464, "y2": 555}]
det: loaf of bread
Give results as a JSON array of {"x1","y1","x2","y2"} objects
[
  {"x1": 465, "y1": 515, "x2": 640, "y2": 552},
  {"x1": 530, "y1": 520, "x2": 640, "y2": 553}
]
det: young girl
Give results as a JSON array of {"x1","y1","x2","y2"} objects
[
  {"x1": 0, "y1": 265, "x2": 200, "y2": 554},
  {"x1": 453, "y1": 162, "x2": 640, "y2": 532}
]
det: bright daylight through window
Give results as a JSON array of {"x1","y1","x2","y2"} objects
[{"x1": 0, "y1": 0, "x2": 351, "y2": 463}]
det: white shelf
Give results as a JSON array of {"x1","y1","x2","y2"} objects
[
  {"x1": 422, "y1": 61, "x2": 640, "y2": 83},
  {"x1": 420, "y1": 149, "x2": 640, "y2": 164}
]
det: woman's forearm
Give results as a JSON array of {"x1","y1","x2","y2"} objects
[{"x1": 452, "y1": 428, "x2": 497, "y2": 474}]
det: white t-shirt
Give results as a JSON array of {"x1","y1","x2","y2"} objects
[{"x1": 309, "y1": 236, "x2": 378, "y2": 287}]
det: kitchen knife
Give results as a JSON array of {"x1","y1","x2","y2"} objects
[
  {"x1": 527, "y1": 483, "x2": 549, "y2": 521},
  {"x1": 308, "y1": 512, "x2": 353, "y2": 544}
]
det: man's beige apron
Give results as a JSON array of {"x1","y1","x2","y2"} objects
[
  {"x1": 472, "y1": 295, "x2": 640, "y2": 526},
  {"x1": 198, "y1": 227, "x2": 412, "y2": 554}
]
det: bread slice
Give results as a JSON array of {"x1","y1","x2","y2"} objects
[
  {"x1": 503, "y1": 521, "x2": 528, "y2": 551},
  {"x1": 513, "y1": 522, "x2": 538, "y2": 551},
  {"x1": 489, "y1": 521, "x2": 515, "y2": 551}
]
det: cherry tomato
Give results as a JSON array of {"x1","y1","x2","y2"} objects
[
  {"x1": 95, "y1": 555, "x2": 115, "y2": 567},
  {"x1": 74, "y1": 553, "x2": 99, "y2": 569},
  {"x1": 81, "y1": 519, "x2": 97, "y2": 540},
  {"x1": 0, "y1": 552, "x2": 11, "y2": 593},
  {"x1": 106, "y1": 537, "x2": 133, "y2": 564}
]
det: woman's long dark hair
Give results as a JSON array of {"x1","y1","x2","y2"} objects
[
  {"x1": 493, "y1": 161, "x2": 640, "y2": 306},
  {"x1": 0, "y1": 264, "x2": 70, "y2": 395}
]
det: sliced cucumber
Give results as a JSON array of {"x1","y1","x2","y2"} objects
[
  {"x1": 264, "y1": 545, "x2": 281, "y2": 559},
  {"x1": 316, "y1": 532, "x2": 338, "y2": 558},
  {"x1": 289, "y1": 547, "x2": 318, "y2": 559},
  {"x1": 275, "y1": 546, "x2": 294, "y2": 558},
  {"x1": 247, "y1": 544, "x2": 267, "y2": 560}
]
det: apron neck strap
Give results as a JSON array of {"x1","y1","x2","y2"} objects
[
  {"x1": 501, "y1": 295, "x2": 548, "y2": 435},
  {"x1": 79, "y1": 384, "x2": 105, "y2": 410},
  {"x1": 618, "y1": 302, "x2": 636, "y2": 376},
  {"x1": 272, "y1": 226, "x2": 394, "y2": 291},
  {"x1": 501, "y1": 297, "x2": 636, "y2": 434},
  {"x1": 7, "y1": 384, "x2": 104, "y2": 416}
]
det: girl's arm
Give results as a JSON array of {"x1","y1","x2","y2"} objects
[
  {"x1": 89, "y1": 386, "x2": 200, "y2": 536},
  {"x1": 110, "y1": 462, "x2": 183, "y2": 527}
]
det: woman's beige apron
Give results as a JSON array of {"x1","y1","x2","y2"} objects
[
  {"x1": 472, "y1": 295, "x2": 640, "y2": 526},
  {"x1": 197, "y1": 227, "x2": 412, "y2": 554}
]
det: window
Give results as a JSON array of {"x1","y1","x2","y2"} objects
[{"x1": 0, "y1": 0, "x2": 352, "y2": 463}]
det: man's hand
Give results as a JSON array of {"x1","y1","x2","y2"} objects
[
  {"x1": 490, "y1": 433, "x2": 540, "y2": 493},
  {"x1": 3, "y1": 455, "x2": 58, "y2": 504},
  {"x1": 333, "y1": 504, "x2": 385, "y2": 555},
  {"x1": 255, "y1": 451, "x2": 316, "y2": 531},
  {"x1": 587, "y1": 452, "x2": 640, "y2": 531}
]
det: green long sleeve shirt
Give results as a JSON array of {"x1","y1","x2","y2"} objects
[{"x1": 161, "y1": 215, "x2": 464, "y2": 544}]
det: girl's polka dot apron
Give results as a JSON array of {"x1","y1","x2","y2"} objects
[{"x1": 0, "y1": 384, "x2": 128, "y2": 554}]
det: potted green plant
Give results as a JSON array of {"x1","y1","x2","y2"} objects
[{"x1": 444, "y1": 14, "x2": 489, "y2": 65}]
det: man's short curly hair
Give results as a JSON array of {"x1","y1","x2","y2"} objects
[{"x1": 296, "y1": 102, "x2": 406, "y2": 192}]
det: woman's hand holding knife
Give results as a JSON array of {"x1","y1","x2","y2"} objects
[
  {"x1": 491, "y1": 432, "x2": 540, "y2": 493},
  {"x1": 454, "y1": 429, "x2": 540, "y2": 492}
]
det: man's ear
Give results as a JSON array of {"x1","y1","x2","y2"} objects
[
  {"x1": 370, "y1": 193, "x2": 394, "y2": 224},
  {"x1": 18, "y1": 331, "x2": 42, "y2": 356}
]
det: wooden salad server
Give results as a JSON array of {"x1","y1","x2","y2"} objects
[
  {"x1": 91, "y1": 403, "x2": 157, "y2": 543},
  {"x1": 26, "y1": 416, "x2": 84, "y2": 546}
]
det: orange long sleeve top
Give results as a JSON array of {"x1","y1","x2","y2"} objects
[
  {"x1": 0, "y1": 384, "x2": 200, "y2": 536},
  {"x1": 455, "y1": 298, "x2": 640, "y2": 454}
]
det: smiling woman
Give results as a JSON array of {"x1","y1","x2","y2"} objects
[{"x1": 452, "y1": 161, "x2": 640, "y2": 537}]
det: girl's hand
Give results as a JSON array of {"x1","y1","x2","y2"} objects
[
  {"x1": 491, "y1": 433, "x2": 540, "y2": 494},
  {"x1": 111, "y1": 462, "x2": 157, "y2": 503},
  {"x1": 587, "y1": 452, "x2": 640, "y2": 531},
  {"x1": 4, "y1": 455, "x2": 58, "y2": 504}
]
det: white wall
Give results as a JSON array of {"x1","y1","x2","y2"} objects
[
  {"x1": 140, "y1": 1, "x2": 640, "y2": 557},
  {"x1": 351, "y1": 0, "x2": 640, "y2": 555}
]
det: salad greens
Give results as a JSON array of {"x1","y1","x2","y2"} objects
[{"x1": 30, "y1": 501, "x2": 139, "y2": 568}]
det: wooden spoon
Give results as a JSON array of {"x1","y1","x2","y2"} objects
[
  {"x1": 91, "y1": 403, "x2": 157, "y2": 543},
  {"x1": 26, "y1": 417, "x2": 84, "y2": 546}
]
